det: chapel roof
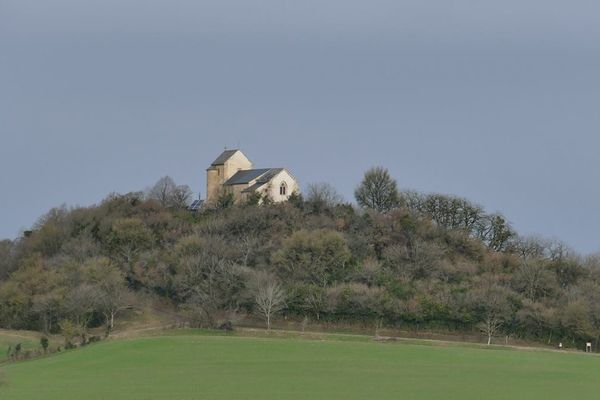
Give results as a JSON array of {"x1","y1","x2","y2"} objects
[
  {"x1": 241, "y1": 182, "x2": 268, "y2": 193},
  {"x1": 224, "y1": 168, "x2": 284, "y2": 186},
  {"x1": 255, "y1": 168, "x2": 284, "y2": 183},
  {"x1": 224, "y1": 168, "x2": 272, "y2": 185}
]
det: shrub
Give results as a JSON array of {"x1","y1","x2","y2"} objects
[
  {"x1": 40, "y1": 336, "x2": 49, "y2": 353},
  {"x1": 273, "y1": 229, "x2": 353, "y2": 286},
  {"x1": 87, "y1": 336, "x2": 102, "y2": 344},
  {"x1": 14, "y1": 343, "x2": 22, "y2": 357},
  {"x1": 218, "y1": 321, "x2": 234, "y2": 331}
]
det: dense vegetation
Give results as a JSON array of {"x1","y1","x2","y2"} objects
[
  {"x1": 1, "y1": 172, "x2": 600, "y2": 349},
  {"x1": 4, "y1": 333, "x2": 600, "y2": 400}
]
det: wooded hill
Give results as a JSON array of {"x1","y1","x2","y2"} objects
[{"x1": 1, "y1": 171, "x2": 599, "y2": 348}]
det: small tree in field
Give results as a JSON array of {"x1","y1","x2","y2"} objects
[
  {"x1": 254, "y1": 275, "x2": 286, "y2": 331},
  {"x1": 472, "y1": 278, "x2": 513, "y2": 346},
  {"x1": 355, "y1": 167, "x2": 399, "y2": 213},
  {"x1": 480, "y1": 309, "x2": 504, "y2": 346}
]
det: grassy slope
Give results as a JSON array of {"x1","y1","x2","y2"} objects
[
  {"x1": 0, "y1": 331, "x2": 44, "y2": 362},
  {"x1": 2, "y1": 332, "x2": 600, "y2": 400}
]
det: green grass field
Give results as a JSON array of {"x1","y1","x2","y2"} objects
[{"x1": 1, "y1": 331, "x2": 600, "y2": 400}]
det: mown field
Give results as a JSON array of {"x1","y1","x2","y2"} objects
[{"x1": 1, "y1": 331, "x2": 600, "y2": 400}]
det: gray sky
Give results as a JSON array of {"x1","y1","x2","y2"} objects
[{"x1": 1, "y1": 0, "x2": 599, "y2": 253}]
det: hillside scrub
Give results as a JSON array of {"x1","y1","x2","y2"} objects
[{"x1": 1, "y1": 175, "x2": 600, "y2": 349}]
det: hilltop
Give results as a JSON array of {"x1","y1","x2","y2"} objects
[{"x1": 1, "y1": 170, "x2": 600, "y2": 352}]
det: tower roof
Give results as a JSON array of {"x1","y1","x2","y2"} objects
[{"x1": 211, "y1": 149, "x2": 240, "y2": 166}]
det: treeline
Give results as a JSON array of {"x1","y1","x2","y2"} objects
[{"x1": 1, "y1": 171, "x2": 600, "y2": 349}]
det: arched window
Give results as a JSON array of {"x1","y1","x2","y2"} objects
[{"x1": 279, "y1": 181, "x2": 288, "y2": 196}]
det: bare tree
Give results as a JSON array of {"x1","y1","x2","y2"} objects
[
  {"x1": 472, "y1": 277, "x2": 513, "y2": 346},
  {"x1": 87, "y1": 265, "x2": 132, "y2": 335},
  {"x1": 32, "y1": 291, "x2": 62, "y2": 334},
  {"x1": 400, "y1": 191, "x2": 514, "y2": 251},
  {"x1": 170, "y1": 185, "x2": 193, "y2": 208},
  {"x1": 176, "y1": 254, "x2": 244, "y2": 327},
  {"x1": 512, "y1": 260, "x2": 556, "y2": 301},
  {"x1": 60, "y1": 234, "x2": 102, "y2": 263},
  {"x1": 238, "y1": 234, "x2": 258, "y2": 267},
  {"x1": 148, "y1": 176, "x2": 177, "y2": 207},
  {"x1": 63, "y1": 284, "x2": 101, "y2": 342},
  {"x1": 547, "y1": 239, "x2": 575, "y2": 262},
  {"x1": 148, "y1": 176, "x2": 192, "y2": 208},
  {"x1": 254, "y1": 274, "x2": 286, "y2": 330},
  {"x1": 480, "y1": 308, "x2": 503, "y2": 346},
  {"x1": 306, "y1": 182, "x2": 344, "y2": 212},
  {"x1": 509, "y1": 235, "x2": 550, "y2": 261},
  {"x1": 305, "y1": 287, "x2": 326, "y2": 321},
  {"x1": 97, "y1": 290, "x2": 131, "y2": 335}
]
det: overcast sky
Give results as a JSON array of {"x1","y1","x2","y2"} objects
[{"x1": 1, "y1": 0, "x2": 599, "y2": 253}]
